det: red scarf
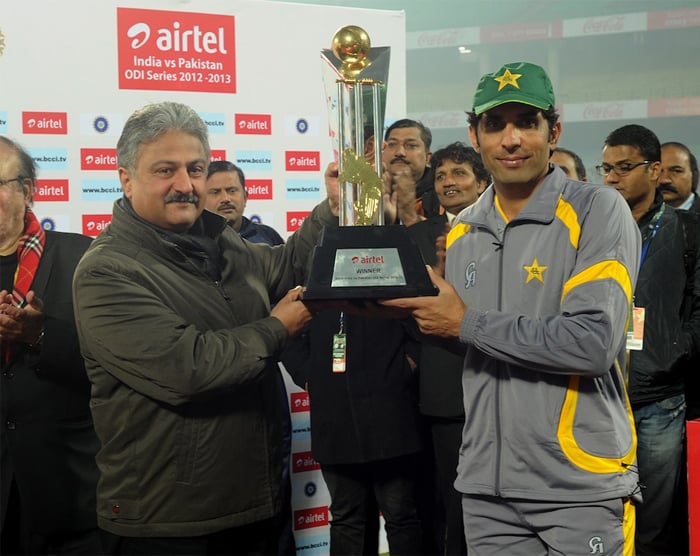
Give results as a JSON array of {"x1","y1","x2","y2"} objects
[{"x1": 1, "y1": 209, "x2": 46, "y2": 364}]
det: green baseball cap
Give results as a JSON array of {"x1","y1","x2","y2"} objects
[{"x1": 472, "y1": 62, "x2": 555, "y2": 115}]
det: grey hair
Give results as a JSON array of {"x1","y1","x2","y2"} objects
[{"x1": 116, "y1": 102, "x2": 210, "y2": 172}]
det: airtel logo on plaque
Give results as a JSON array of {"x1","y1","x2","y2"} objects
[
  {"x1": 126, "y1": 20, "x2": 228, "y2": 54},
  {"x1": 351, "y1": 255, "x2": 385, "y2": 264}
]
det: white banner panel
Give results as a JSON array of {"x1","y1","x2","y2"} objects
[{"x1": 0, "y1": 0, "x2": 405, "y2": 240}]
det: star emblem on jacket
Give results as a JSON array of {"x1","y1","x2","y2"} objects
[
  {"x1": 494, "y1": 68, "x2": 522, "y2": 91},
  {"x1": 523, "y1": 257, "x2": 548, "y2": 284}
]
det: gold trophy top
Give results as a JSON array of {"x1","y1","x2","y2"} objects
[{"x1": 331, "y1": 25, "x2": 372, "y2": 79}]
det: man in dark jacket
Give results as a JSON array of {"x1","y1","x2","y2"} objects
[
  {"x1": 601, "y1": 124, "x2": 700, "y2": 555},
  {"x1": 0, "y1": 136, "x2": 103, "y2": 554},
  {"x1": 72, "y1": 102, "x2": 338, "y2": 554},
  {"x1": 659, "y1": 141, "x2": 700, "y2": 214},
  {"x1": 282, "y1": 161, "x2": 425, "y2": 555},
  {"x1": 205, "y1": 160, "x2": 285, "y2": 246}
]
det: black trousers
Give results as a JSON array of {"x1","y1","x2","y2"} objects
[
  {"x1": 430, "y1": 417, "x2": 468, "y2": 555},
  {"x1": 321, "y1": 454, "x2": 423, "y2": 556},
  {"x1": 111, "y1": 518, "x2": 278, "y2": 555}
]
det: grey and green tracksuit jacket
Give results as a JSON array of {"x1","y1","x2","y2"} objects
[{"x1": 446, "y1": 166, "x2": 642, "y2": 502}]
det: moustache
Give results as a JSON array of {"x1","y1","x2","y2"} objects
[
  {"x1": 217, "y1": 202, "x2": 235, "y2": 211},
  {"x1": 657, "y1": 184, "x2": 678, "y2": 194},
  {"x1": 165, "y1": 193, "x2": 199, "y2": 204},
  {"x1": 390, "y1": 157, "x2": 409, "y2": 165}
]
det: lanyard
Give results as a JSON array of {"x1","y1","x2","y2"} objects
[{"x1": 639, "y1": 203, "x2": 665, "y2": 270}]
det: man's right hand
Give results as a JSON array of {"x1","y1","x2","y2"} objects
[{"x1": 271, "y1": 286, "x2": 313, "y2": 338}]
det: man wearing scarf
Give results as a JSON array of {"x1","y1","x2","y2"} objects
[{"x1": 0, "y1": 137, "x2": 104, "y2": 554}]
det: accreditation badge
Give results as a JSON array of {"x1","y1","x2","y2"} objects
[
  {"x1": 626, "y1": 306, "x2": 645, "y2": 351},
  {"x1": 332, "y1": 333, "x2": 347, "y2": 373}
]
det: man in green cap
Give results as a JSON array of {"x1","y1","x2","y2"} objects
[{"x1": 382, "y1": 61, "x2": 642, "y2": 554}]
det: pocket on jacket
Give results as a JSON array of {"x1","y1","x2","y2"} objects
[{"x1": 174, "y1": 414, "x2": 199, "y2": 485}]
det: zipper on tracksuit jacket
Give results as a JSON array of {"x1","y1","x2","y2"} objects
[{"x1": 494, "y1": 223, "x2": 507, "y2": 497}]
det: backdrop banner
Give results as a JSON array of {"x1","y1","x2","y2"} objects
[{"x1": 0, "y1": 2, "x2": 404, "y2": 553}]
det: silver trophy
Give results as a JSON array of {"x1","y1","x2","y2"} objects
[
  {"x1": 321, "y1": 25, "x2": 390, "y2": 226},
  {"x1": 304, "y1": 26, "x2": 436, "y2": 300}
]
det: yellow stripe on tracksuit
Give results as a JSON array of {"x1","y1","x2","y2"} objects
[
  {"x1": 446, "y1": 194, "x2": 581, "y2": 251},
  {"x1": 446, "y1": 222, "x2": 470, "y2": 250},
  {"x1": 557, "y1": 194, "x2": 636, "y2": 474},
  {"x1": 558, "y1": 360, "x2": 637, "y2": 474},
  {"x1": 557, "y1": 193, "x2": 636, "y2": 475}
]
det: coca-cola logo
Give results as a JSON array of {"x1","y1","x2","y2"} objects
[
  {"x1": 411, "y1": 112, "x2": 463, "y2": 130},
  {"x1": 582, "y1": 15, "x2": 624, "y2": 34},
  {"x1": 582, "y1": 103, "x2": 624, "y2": 121},
  {"x1": 416, "y1": 29, "x2": 462, "y2": 48}
]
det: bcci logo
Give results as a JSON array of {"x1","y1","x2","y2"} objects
[
  {"x1": 296, "y1": 118, "x2": 309, "y2": 134},
  {"x1": 304, "y1": 482, "x2": 317, "y2": 497},
  {"x1": 93, "y1": 116, "x2": 109, "y2": 133},
  {"x1": 40, "y1": 218, "x2": 56, "y2": 231}
]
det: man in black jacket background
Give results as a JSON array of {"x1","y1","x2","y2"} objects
[
  {"x1": 0, "y1": 136, "x2": 104, "y2": 555},
  {"x1": 601, "y1": 124, "x2": 700, "y2": 555}
]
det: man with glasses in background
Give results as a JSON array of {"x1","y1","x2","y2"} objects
[
  {"x1": 1, "y1": 136, "x2": 105, "y2": 555},
  {"x1": 381, "y1": 119, "x2": 440, "y2": 225},
  {"x1": 600, "y1": 124, "x2": 700, "y2": 555}
]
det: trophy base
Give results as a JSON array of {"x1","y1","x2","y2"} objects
[{"x1": 303, "y1": 225, "x2": 439, "y2": 300}]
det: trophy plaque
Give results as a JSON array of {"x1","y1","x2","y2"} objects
[{"x1": 303, "y1": 25, "x2": 437, "y2": 300}]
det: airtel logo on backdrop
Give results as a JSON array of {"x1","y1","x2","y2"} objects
[
  {"x1": 35, "y1": 179, "x2": 70, "y2": 202},
  {"x1": 210, "y1": 149, "x2": 227, "y2": 162},
  {"x1": 235, "y1": 114, "x2": 272, "y2": 135},
  {"x1": 22, "y1": 112, "x2": 68, "y2": 135},
  {"x1": 287, "y1": 211, "x2": 310, "y2": 232},
  {"x1": 294, "y1": 507, "x2": 328, "y2": 531},
  {"x1": 81, "y1": 148, "x2": 118, "y2": 170},
  {"x1": 82, "y1": 214, "x2": 113, "y2": 237},
  {"x1": 285, "y1": 151, "x2": 320, "y2": 172},
  {"x1": 246, "y1": 179, "x2": 273, "y2": 200},
  {"x1": 292, "y1": 451, "x2": 321, "y2": 473},
  {"x1": 290, "y1": 392, "x2": 310, "y2": 413},
  {"x1": 125, "y1": 20, "x2": 228, "y2": 54}
]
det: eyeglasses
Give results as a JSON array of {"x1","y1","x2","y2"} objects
[
  {"x1": 384, "y1": 140, "x2": 423, "y2": 151},
  {"x1": 595, "y1": 161, "x2": 651, "y2": 177},
  {"x1": 0, "y1": 176, "x2": 24, "y2": 188}
]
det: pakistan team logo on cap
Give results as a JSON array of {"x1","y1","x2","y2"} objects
[
  {"x1": 472, "y1": 61, "x2": 556, "y2": 115},
  {"x1": 494, "y1": 68, "x2": 523, "y2": 91}
]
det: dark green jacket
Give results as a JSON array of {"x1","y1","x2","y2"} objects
[{"x1": 73, "y1": 198, "x2": 333, "y2": 537}]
